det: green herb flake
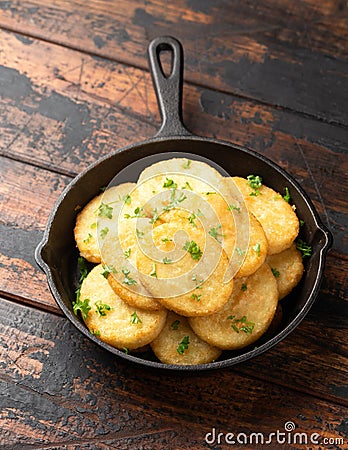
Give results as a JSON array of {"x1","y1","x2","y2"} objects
[
  {"x1": 101, "y1": 264, "x2": 117, "y2": 279},
  {"x1": 228, "y1": 315, "x2": 255, "y2": 334},
  {"x1": 91, "y1": 329, "x2": 101, "y2": 337},
  {"x1": 83, "y1": 233, "x2": 93, "y2": 244},
  {"x1": 150, "y1": 263, "x2": 157, "y2": 278},
  {"x1": 95, "y1": 300, "x2": 111, "y2": 317},
  {"x1": 123, "y1": 194, "x2": 131, "y2": 205},
  {"x1": 122, "y1": 347, "x2": 130, "y2": 354},
  {"x1": 300, "y1": 219, "x2": 305, "y2": 227},
  {"x1": 183, "y1": 240, "x2": 202, "y2": 261},
  {"x1": 227, "y1": 204, "x2": 241, "y2": 213},
  {"x1": 163, "y1": 257, "x2": 173, "y2": 264},
  {"x1": 97, "y1": 202, "x2": 113, "y2": 219},
  {"x1": 271, "y1": 267, "x2": 280, "y2": 278},
  {"x1": 182, "y1": 181, "x2": 193, "y2": 190},
  {"x1": 122, "y1": 267, "x2": 137, "y2": 285},
  {"x1": 296, "y1": 239, "x2": 312, "y2": 258},
  {"x1": 187, "y1": 212, "x2": 197, "y2": 227},
  {"x1": 124, "y1": 248, "x2": 132, "y2": 258},
  {"x1": 247, "y1": 175, "x2": 262, "y2": 196},
  {"x1": 130, "y1": 311, "x2": 142, "y2": 324},
  {"x1": 183, "y1": 160, "x2": 192, "y2": 169},
  {"x1": 100, "y1": 227, "x2": 109, "y2": 239},
  {"x1": 136, "y1": 228, "x2": 145, "y2": 239},
  {"x1": 73, "y1": 298, "x2": 91, "y2": 320},
  {"x1": 283, "y1": 187, "x2": 291, "y2": 203},
  {"x1": 192, "y1": 274, "x2": 204, "y2": 289},
  {"x1": 161, "y1": 237, "x2": 173, "y2": 243},
  {"x1": 205, "y1": 191, "x2": 216, "y2": 196},
  {"x1": 171, "y1": 320, "x2": 180, "y2": 330},
  {"x1": 78, "y1": 256, "x2": 89, "y2": 282},
  {"x1": 124, "y1": 206, "x2": 146, "y2": 219},
  {"x1": 90, "y1": 222, "x2": 97, "y2": 229},
  {"x1": 149, "y1": 209, "x2": 160, "y2": 224},
  {"x1": 163, "y1": 178, "x2": 178, "y2": 189},
  {"x1": 163, "y1": 190, "x2": 187, "y2": 211},
  {"x1": 253, "y1": 243, "x2": 261, "y2": 257},
  {"x1": 241, "y1": 283, "x2": 247, "y2": 291},
  {"x1": 176, "y1": 336, "x2": 190, "y2": 355},
  {"x1": 209, "y1": 225, "x2": 224, "y2": 243},
  {"x1": 236, "y1": 247, "x2": 245, "y2": 256},
  {"x1": 191, "y1": 293, "x2": 202, "y2": 302}
]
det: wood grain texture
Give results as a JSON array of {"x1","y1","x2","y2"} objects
[
  {"x1": 0, "y1": 297, "x2": 346, "y2": 449},
  {"x1": 0, "y1": 0, "x2": 347, "y2": 126}
]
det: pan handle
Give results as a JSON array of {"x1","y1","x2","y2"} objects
[{"x1": 148, "y1": 36, "x2": 192, "y2": 137}]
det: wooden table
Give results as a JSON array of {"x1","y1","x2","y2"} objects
[{"x1": 0, "y1": 1, "x2": 347, "y2": 448}]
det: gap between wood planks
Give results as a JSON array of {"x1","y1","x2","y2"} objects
[{"x1": 0, "y1": 24, "x2": 347, "y2": 130}]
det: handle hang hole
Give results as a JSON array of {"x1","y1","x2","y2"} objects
[{"x1": 157, "y1": 45, "x2": 174, "y2": 78}]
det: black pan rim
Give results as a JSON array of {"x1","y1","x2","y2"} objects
[{"x1": 35, "y1": 133, "x2": 333, "y2": 372}]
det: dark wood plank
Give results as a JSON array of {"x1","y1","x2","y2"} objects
[
  {"x1": 0, "y1": 29, "x2": 347, "y2": 258},
  {"x1": 0, "y1": 0, "x2": 347, "y2": 125},
  {"x1": 0, "y1": 157, "x2": 347, "y2": 408},
  {"x1": 0, "y1": 297, "x2": 347, "y2": 449}
]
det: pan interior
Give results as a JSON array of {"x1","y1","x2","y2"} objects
[{"x1": 41, "y1": 137, "x2": 327, "y2": 368}]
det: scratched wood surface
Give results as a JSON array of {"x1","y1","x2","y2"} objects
[{"x1": 0, "y1": 0, "x2": 347, "y2": 448}]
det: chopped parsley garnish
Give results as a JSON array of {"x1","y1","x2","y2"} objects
[
  {"x1": 192, "y1": 274, "x2": 204, "y2": 289},
  {"x1": 241, "y1": 283, "x2": 247, "y2": 291},
  {"x1": 161, "y1": 237, "x2": 173, "y2": 243},
  {"x1": 183, "y1": 160, "x2": 192, "y2": 169},
  {"x1": 123, "y1": 194, "x2": 131, "y2": 205},
  {"x1": 247, "y1": 175, "x2": 262, "y2": 196},
  {"x1": 182, "y1": 181, "x2": 193, "y2": 190},
  {"x1": 191, "y1": 293, "x2": 202, "y2": 302},
  {"x1": 95, "y1": 300, "x2": 111, "y2": 317},
  {"x1": 124, "y1": 248, "x2": 131, "y2": 258},
  {"x1": 183, "y1": 240, "x2": 202, "y2": 261},
  {"x1": 78, "y1": 256, "x2": 89, "y2": 282},
  {"x1": 228, "y1": 315, "x2": 255, "y2": 334},
  {"x1": 83, "y1": 233, "x2": 93, "y2": 243},
  {"x1": 271, "y1": 267, "x2": 280, "y2": 278},
  {"x1": 90, "y1": 222, "x2": 97, "y2": 229},
  {"x1": 97, "y1": 202, "x2": 113, "y2": 219},
  {"x1": 236, "y1": 247, "x2": 245, "y2": 256},
  {"x1": 283, "y1": 187, "x2": 291, "y2": 203},
  {"x1": 176, "y1": 336, "x2": 190, "y2": 355},
  {"x1": 163, "y1": 189, "x2": 187, "y2": 211},
  {"x1": 101, "y1": 264, "x2": 117, "y2": 279},
  {"x1": 73, "y1": 298, "x2": 91, "y2": 320},
  {"x1": 227, "y1": 204, "x2": 241, "y2": 213},
  {"x1": 205, "y1": 191, "x2": 216, "y2": 196},
  {"x1": 91, "y1": 329, "x2": 101, "y2": 337},
  {"x1": 136, "y1": 228, "x2": 145, "y2": 239},
  {"x1": 163, "y1": 178, "x2": 177, "y2": 189},
  {"x1": 300, "y1": 219, "x2": 305, "y2": 227},
  {"x1": 130, "y1": 311, "x2": 142, "y2": 324},
  {"x1": 150, "y1": 263, "x2": 157, "y2": 278},
  {"x1": 253, "y1": 243, "x2": 261, "y2": 257},
  {"x1": 100, "y1": 227, "x2": 109, "y2": 239},
  {"x1": 187, "y1": 212, "x2": 198, "y2": 227},
  {"x1": 122, "y1": 347, "x2": 130, "y2": 354},
  {"x1": 124, "y1": 206, "x2": 146, "y2": 219},
  {"x1": 149, "y1": 209, "x2": 160, "y2": 224},
  {"x1": 209, "y1": 225, "x2": 224, "y2": 243},
  {"x1": 296, "y1": 239, "x2": 312, "y2": 258},
  {"x1": 171, "y1": 320, "x2": 180, "y2": 330},
  {"x1": 122, "y1": 267, "x2": 137, "y2": 285},
  {"x1": 163, "y1": 257, "x2": 173, "y2": 264}
]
